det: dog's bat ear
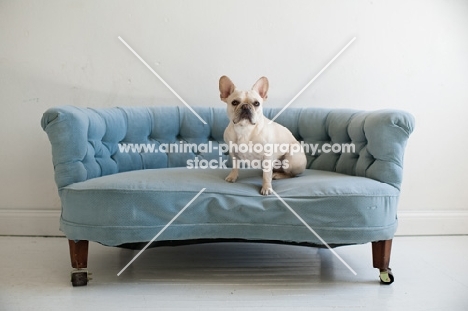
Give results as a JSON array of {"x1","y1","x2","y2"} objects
[
  {"x1": 219, "y1": 76, "x2": 236, "y2": 102},
  {"x1": 252, "y1": 77, "x2": 269, "y2": 100}
]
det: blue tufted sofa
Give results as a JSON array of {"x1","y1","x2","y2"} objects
[{"x1": 41, "y1": 106, "x2": 414, "y2": 286}]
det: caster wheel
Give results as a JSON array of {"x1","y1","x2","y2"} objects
[
  {"x1": 379, "y1": 268, "x2": 394, "y2": 285},
  {"x1": 71, "y1": 269, "x2": 89, "y2": 287}
]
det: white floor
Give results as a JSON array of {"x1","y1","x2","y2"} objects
[{"x1": 1, "y1": 236, "x2": 467, "y2": 311}]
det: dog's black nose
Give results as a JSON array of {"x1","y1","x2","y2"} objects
[{"x1": 241, "y1": 104, "x2": 249, "y2": 110}]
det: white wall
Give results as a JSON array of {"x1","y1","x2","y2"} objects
[{"x1": 1, "y1": 0, "x2": 467, "y2": 236}]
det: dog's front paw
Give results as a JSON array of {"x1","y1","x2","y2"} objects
[
  {"x1": 260, "y1": 185, "x2": 273, "y2": 196},
  {"x1": 225, "y1": 174, "x2": 238, "y2": 183}
]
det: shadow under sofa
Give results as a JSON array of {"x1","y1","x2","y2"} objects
[{"x1": 41, "y1": 106, "x2": 414, "y2": 286}]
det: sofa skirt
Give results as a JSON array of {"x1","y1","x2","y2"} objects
[{"x1": 59, "y1": 168, "x2": 400, "y2": 247}]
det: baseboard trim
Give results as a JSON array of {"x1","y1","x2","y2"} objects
[
  {"x1": 0, "y1": 209, "x2": 63, "y2": 236},
  {"x1": 396, "y1": 210, "x2": 468, "y2": 236},
  {"x1": 0, "y1": 209, "x2": 467, "y2": 237}
]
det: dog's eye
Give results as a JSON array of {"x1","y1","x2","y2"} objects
[
  {"x1": 253, "y1": 101, "x2": 260, "y2": 107},
  {"x1": 231, "y1": 100, "x2": 240, "y2": 106}
]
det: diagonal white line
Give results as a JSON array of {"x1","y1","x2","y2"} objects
[
  {"x1": 269, "y1": 37, "x2": 356, "y2": 124},
  {"x1": 117, "y1": 188, "x2": 206, "y2": 276},
  {"x1": 118, "y1": 36, "x2": 207, "y2": 125},
  {"x1": 271, "y1": 189, "x2": 357, "y2": 276}
]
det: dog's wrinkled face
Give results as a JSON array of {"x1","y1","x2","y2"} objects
[{"x1": 219, "y1": 76, "x2": 269, "y2": 126}]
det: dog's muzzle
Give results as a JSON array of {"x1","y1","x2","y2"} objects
[
  {"x1": 240, "y1": 104, "x2": 252, "y2": 117},
  {"x1": 233, "y1": 104, "x2": 254, "y2": 124}
]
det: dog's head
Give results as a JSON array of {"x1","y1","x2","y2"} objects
[{"x1": 219, "y1": 76, "x2": 269, "y2": 126}]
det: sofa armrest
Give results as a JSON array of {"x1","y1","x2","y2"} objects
[
  {"x1": 41, "y1": 106, "x2": 110, "y2": 188},
  {"x1": 295, "y1": 109, "x2": 415, "y2": 190},
  {"x1": 359, "y1": 110, "x2": 415, "y2": 189}
]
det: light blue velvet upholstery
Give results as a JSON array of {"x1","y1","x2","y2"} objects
[{"x1": 41, "y1": 106, "x2": 414, "y2": 247}]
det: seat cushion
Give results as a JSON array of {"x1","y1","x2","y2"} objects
[{"x1": 59, "y1": 168, "x2": 400, "y2": 246}]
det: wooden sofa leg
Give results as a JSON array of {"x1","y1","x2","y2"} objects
[
  {"x1": 372, "y1": 239, "x2": 394, "y2": 285},
  {"x1": 68, "y1": 240, "x2": 90, "y2": 286}
]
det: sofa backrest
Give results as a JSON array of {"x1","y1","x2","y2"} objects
[{"x1": 41, "y1": 106, "x2": 414, "y2": 190}]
